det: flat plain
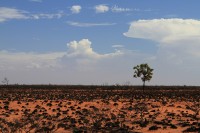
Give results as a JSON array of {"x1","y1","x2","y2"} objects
[{"x1": 0, "y1": 85, "x2": 200, "y2": 133}]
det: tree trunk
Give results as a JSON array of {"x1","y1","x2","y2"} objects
[{"x1": 143, "y1": 81, "x2": 145, "y2": 93}]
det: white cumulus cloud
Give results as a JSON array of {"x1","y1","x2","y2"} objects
[
  {"x1": 0, "y1": 7, "x2": 28, "y2": 22},
  {"x1": 95, "y1": 4, "x2": 109, "y2": 13},
  {"x1": 71, "y1": 5, "x2": 82, "y2": 14},
  {"x1": 66, "y1": 39, "x2": 122, "y2": 59},
  {"x1": 124, "y1": 18, "x2": 200, "y2": 44},
  {"x1": 124, "y1": 18, "x2": 200, "y2": 58}
]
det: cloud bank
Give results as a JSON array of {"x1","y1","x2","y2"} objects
[
  {"x1": 124, "y1": 18, "x2": 200, "y2": 85},
  {"x1": 0, "y1": 51, "x2": 65, "y2": 70},
  {"x1": 0, "y1": 39, "x2": 130, "y2": 85}
]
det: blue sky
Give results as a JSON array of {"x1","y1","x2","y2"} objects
[{"x1": 1, "y1": 0, "x2": 200, "y2": 85}]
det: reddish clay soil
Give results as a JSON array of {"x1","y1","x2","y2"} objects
[{"x1": 0, "y1": 85, "x2": 200, "y2": 133}]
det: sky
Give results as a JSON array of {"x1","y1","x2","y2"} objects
[{"x1": 1, "y1": 0, "x2": 200, "y2": 85}]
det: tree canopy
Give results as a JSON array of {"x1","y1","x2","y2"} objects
[{"x1": 133, "y1": 63, "x2": 153, "y2": 91}]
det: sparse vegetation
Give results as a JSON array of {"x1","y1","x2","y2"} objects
[
  {"x1": 0, "y1": 85, "x2": 199, "y2": 132},
  {"x1": 2, "y1": 77, "x2": 9, "y2": 85}
]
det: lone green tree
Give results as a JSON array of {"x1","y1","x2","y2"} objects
[{"x1": 133, "y1": 63, "x2": 153, "y2": 92}]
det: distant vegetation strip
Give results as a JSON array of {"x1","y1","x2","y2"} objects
[{"x1": 0, "y1": 85, "x2": 200, "y2": 90}]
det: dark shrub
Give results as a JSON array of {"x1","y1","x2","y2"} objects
[{"x1": 149, "y1": 125, "x2": 159, "y2": 130}]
